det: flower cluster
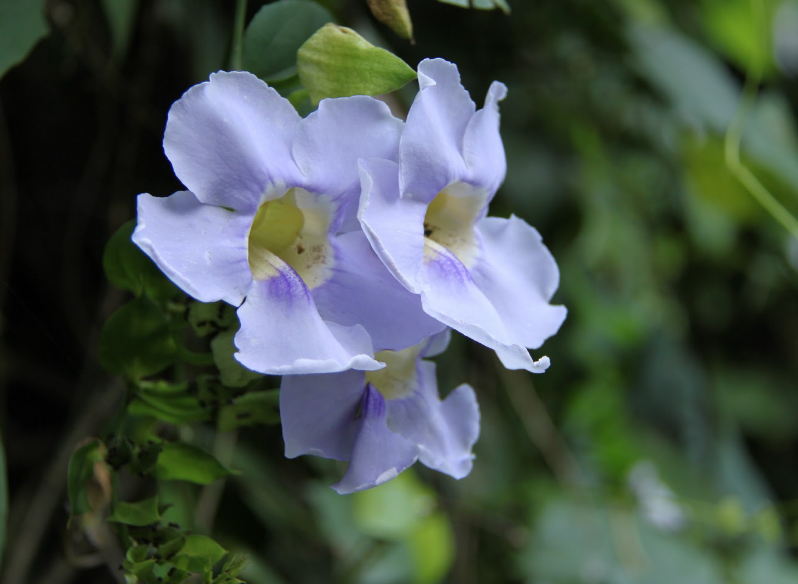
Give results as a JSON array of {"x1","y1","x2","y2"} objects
[{"x1": 133, "y1": 59, "x2": 566, "y2": 493}]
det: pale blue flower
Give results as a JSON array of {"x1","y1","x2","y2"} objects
[
  {"x1": 359, "y1": 59, "x2": 566, "y2": 373},
  {"x1": 280, "y1": 331, "x2": 479, "y2": 493},
  {"x1": 133, "y1": 71, "x2": 443, "y2": 375}
]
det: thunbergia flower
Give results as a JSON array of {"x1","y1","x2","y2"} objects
[
  {"x1": 280, "y1": 331, "x2": 479, "y2": 494},
  {"x1": 133, "y1": 71, "x2": 444, "y2": 375},
  {"x1": 358, "y1": 59, "x2": 567, "y2": 373}
]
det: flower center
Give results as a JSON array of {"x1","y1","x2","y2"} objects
[
  {"x1": 248, "y1": 188, "x2": 334, "y2": 288},
  {"x1": 422, "y1": 182, "x2": 489, "y2": 267},
  {"x1": 365, "y1": 343, "x2": 424, "y2": 400}
]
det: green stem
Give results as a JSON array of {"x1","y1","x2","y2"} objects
[
  {"x1": 230, "y1": 0, "x2": 248, "y2": 70},
  {"x1": 723, "y1": 0, "x2": 798, "y2": 241}
]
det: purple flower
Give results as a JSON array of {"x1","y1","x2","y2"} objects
[
  {"x1": 280, "y1": 331, "x2": 479, "y2": 493},
  {"x1": 133, "y1": 71, "x2": 444, "y2": 375},
  {"x1": 358, "y1": 59, "x2": 566, "y2": 373}
]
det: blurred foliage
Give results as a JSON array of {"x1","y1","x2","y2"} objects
[{"x1": 2, "y1": 0, "x2": 798, "y2": 583}]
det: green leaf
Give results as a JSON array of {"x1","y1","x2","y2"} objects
[
  {"x1": 700, "y1": 0, "x2": 778, "y2": 78},
  {"x1": 297, "y1": 24, "x2": 416, "y2": 104},
  {"x1": 242, "y1": 0, "x2": 333, "y2": 83},
  {"x1": 103, "y1": 221, "x2": 178, "y2": 301},
  {"x1": 366, "y1": 0, "x2": 414, "y2": 39},
  {"x1": 154, "y1": 442, "x2": 233, "y2": 484},
  {"x1": 99, "y1": 297, "x2": 177, "y2": 380},
  {"x1": 211, "y1": 329, "x2": 262, "y2": 388},
  {"x1": 188, "y1": 301, "x2": 235, "y2": 338},
  {"x1": 67, "y1": 439, "x2": 106, "y2": 516},
  {"x1": 408, "y1": 512, "x2": 455, "y2": 584},
  {"x1": 109, "y1": 496, "x2": 161, "y2": 526},
  {"x1": 129, "y1": 381, "x2": 210, "y2": 425},
  {"x1": 218, "y1": 390, "x2": 280, "y2": 431},
  {"x1": 0, "y1": 0, "x2": 48, "y2": 79},
  {"x1": 172, "y1": 535, "x2": 227, "y2": 573},
  {"x1": 353, "y1": 470, "x2": 436, "y2": 539}
]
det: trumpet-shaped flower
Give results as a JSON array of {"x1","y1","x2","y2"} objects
[
  {"x1": 358, "y1": 59, "x2": 566, "y2": 373},
  {"x1": 280, "y1": 331, "x2": 479, "y2": 494},
  {"x1": 133, "y1": 71, "x2": 444, "y2": 375}
]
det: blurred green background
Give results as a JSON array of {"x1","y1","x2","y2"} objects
[{"x1": 2, "y1": 0, "x2": 798, "y2": 582}]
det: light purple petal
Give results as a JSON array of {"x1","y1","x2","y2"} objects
[
  {"x1": 294, "y1": 97, "x2": 403, "y2": 230},
  {"x1": 312, "y1": 231, "x2": 446, "y2": 352},
  {"x1": 234, "y1": 258, "x2": 382, "y2": 375},
  {"x1": 400, "y1": 59, "x2": 476, "y2": 202},
  {"x1": 387, "y1": 361, "x2": 479, "y2": 479},
  {"x1": 471, "y1": 216, "x2": 567, "y2": 349},
  {"x1": 164, "y1": 71, "x2": 302, "y2": 213},
  {"x1": 358, "y1": 158, "x2": 427, "y2": 292},
  {"x1": 421, "y1": 329, "x2": 451, "y2": 358},
  {"x1": 332, "y1": 386, "x2": 420, "y2": 494},
  {"x1": 420, "y1": 240, "x2": 550, "y2": 373},
  {"x1": 280, "y1": 370, "x2": 365, "y2": 460},
  {"x1": 132, "y1": 191, "x2": 252, "y2": 305},
  {"x1": 462, "y1": 81, "x2": 508, "y2": 197}
]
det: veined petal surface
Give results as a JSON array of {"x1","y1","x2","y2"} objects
[
  {"x1": 294, "y1": 97, "x2": 403, "y2": 230},
  {"x1": 400, "y1": 59, "x2": 476, "y2": 202},
  {"x1": 164, "y1": 71, "x2": 302, "y2": 213},
  {"x1": 332, "y1": 386, "x2": 420, "y2": 494},
  {"x1": 234, "y1": 258, "x2": 382, "y2": 375},
  {"x1": 281, "y1": 370, "x2": 365, "y2": 460},
  {"x1": 471, "y1": 215, "x2": 567, "y2": 350},
  {"x1": 133, "y1": 191, "x2": 252, "y2": 305},
  {"x1": 312, "y1": 231, "x2": 446, "y2": 352},
  {"x1": 358, "y1": 158, "x2": 427, "y2": 293},
  {"x1": 387, "y1": 361, "x2": 479, "y2": 479}
]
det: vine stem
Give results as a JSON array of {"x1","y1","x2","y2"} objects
[
  {"x1": 230, "y1": 0, "x2": 248, "y2": 70},
  {"x1": 723, "y1": 0, "x2": 798, "y2": 241}
]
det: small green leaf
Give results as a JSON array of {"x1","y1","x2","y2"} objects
[
  {"x1": 154, "y1": 442, "x2": 232, "y2": 484},
  {"x1": 128, "y1": 441, "x2": 163, "y2": 476},
  {"x1": 158, "y1": 535, "x2": 187, "y2": 558},
  {"x1": 211, "y1": 329, "x2": 262, "y2": 388},
  {"x1": 353, "y1": 470, "x2": 436, "y2": 539},
  {"x1": 242, "y1": 0, "x2": 333, "y2": 83},
  {"x1": 172, "y1": 535, "x2": 227, "y2": 573},
  {"x1": 67, "y1": 439, "x2": 106, "y2": 516},
  {"x1": 129, "y1": 381, "x2": 210, "y2": 425},
  {"x1": 366, "y1": 0, "x2": 413, "y2": 39},
  {"x1": 188, "y1": 301, "x2": 235, "y2": 338},
  {"x1": 109, "y1": 496, "x2": 161, "y2": 526},
  {"x1": 0, "y1": 0, "x2": 49, "y2": 79},
  {"x1": 408, "y1": 512, "x2": 455, "y2": 584},
  {"x1": 218, "y1": 390, "x2": 280, "y2": 431},
  {"x1": 103, "y1": 221, "x2": 178, "y2": 301},
  {"x1": 297, "y1": 24, "x2": 416, "y2": 103},
  {"x1": 99, "y1": 297, "x2": 177, "y2": 380}
]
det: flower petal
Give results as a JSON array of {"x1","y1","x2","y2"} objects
[
  {"x1": 294, "y1": 97, "x2": 403, "y2": 230},
  {"x1": 234, "y1": 258, "x2": 382, "y2": 375},
  {"x1": 280, "y1": 370, "x2": 365, "y2": 460},
  {"x1": 132, "y1": 191, "x2": 252, "y2": 305},
  {"x1": 420, "y1": 240, "x2": 550, "y2": 372},
  {"x1": 164, "y1": 71, "x2": 302, "y2": 213},
  {"x1": 387, "y1": 361, "x2": 479, "y2": 479},
  {"x1": 400, "y1": 59, "x2": 476, "y2": 202},
  {"x1": 471, "y1": 215, "x2": 567, "y2": 350},
  {"x1": 312, "y1": 231, "x2": 446, "y2": 352},
  {"x1": 332, "y1": 385, "x2": 420, "y2": 494},
  {"x1": 358, "y1": 158, "x2": 427, "y2": 292},
  {"x1": 462, "y1": 81, "x2": 508, "y2": 196}
]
